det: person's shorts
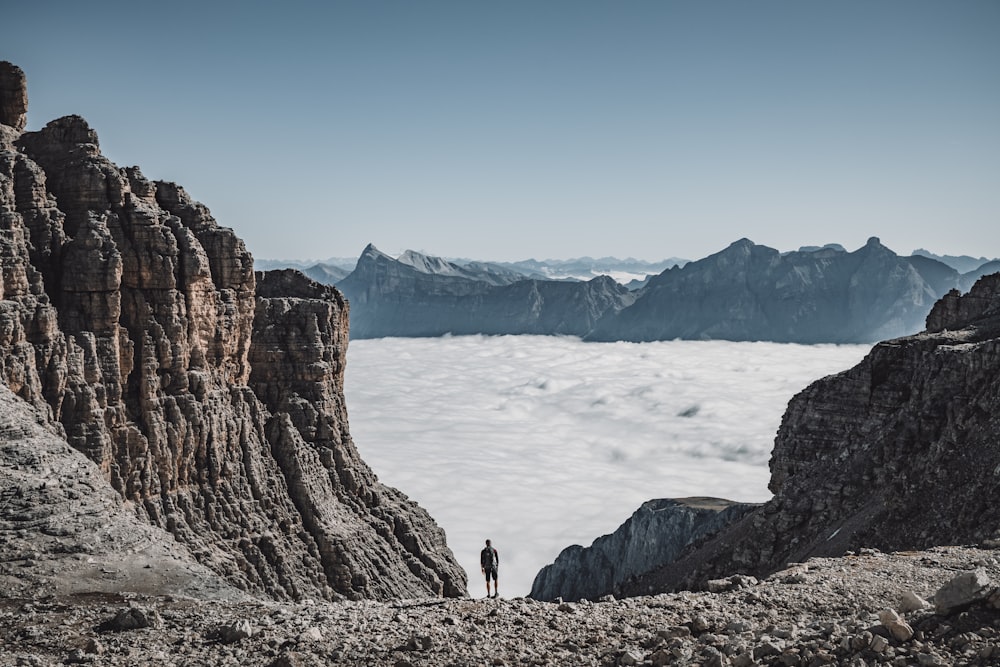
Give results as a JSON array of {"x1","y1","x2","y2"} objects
[{"x1": 483, "y1": 566, "x2": 498, "y2": 581}]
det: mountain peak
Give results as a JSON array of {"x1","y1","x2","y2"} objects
[{"x1": 359, "y1": 243, "x2": 392, "y2": 262}]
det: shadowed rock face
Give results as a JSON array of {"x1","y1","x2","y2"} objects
[
  {"x1": 0, "y1": 61, "x2": 466, "y2": 601},
  {"x1": 529, "y1": 498, "x2": 757, "y2": 602},
  {"x1": 618, "y1": 272, "x2": 1000, "y2": 596},
  {"x1": 0, "y1": 62, "x2": 27, "y2": 131}
]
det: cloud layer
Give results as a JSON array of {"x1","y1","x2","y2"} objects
[{"x1": 345, "y1": 336, "x2": 869, "y2": 597}]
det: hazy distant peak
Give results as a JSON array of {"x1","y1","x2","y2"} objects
[
  {"x1": 397, "y1": 249, "x2": 463, "y2": 276},
  {"x1": 359, "y1": 243, "x2": 393, "y2": 261},
  {"x1": 911, "y1": 249, "x2": 995, "y2": 274},
  {"x1": 796, "y1": 244, "x2": 847, "y2": 253}
]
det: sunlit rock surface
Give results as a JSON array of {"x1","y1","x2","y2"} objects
[{"x1": 0, "y1": 60, "x2": 465, "y2": 602}]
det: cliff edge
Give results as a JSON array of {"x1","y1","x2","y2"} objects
[
  {"x1": 0, "y1": 61, "x2": 466, "y2": 601},
  {"x1": 619, "y1": 271, "x2": 1000, "y2": 595}
]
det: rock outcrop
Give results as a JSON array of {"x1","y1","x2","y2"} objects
[
  {"x1": 617, "y1": 271, "x2": 1000, "y2": 596},
  {"x1": 587, "y1": 237, "x2": 977, "y2": 344},
  {"x1": 336, "y1": 244, "x2": 636, "y2": 338},
  {"x1": 0, "y1": 61, "x2": 465, "y2": 601},
  {"x1": 529, "y1": 498, "x2": 757, "y2": 602},
  {"x1": 0, "y1": 384, "x2": 240, "y2": 601}
]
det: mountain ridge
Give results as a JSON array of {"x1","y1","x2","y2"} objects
[{"x1": 277, "y1": 240, "x2": 998, "y2": 343}]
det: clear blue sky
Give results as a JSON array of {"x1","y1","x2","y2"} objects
[{"x1": 5, "y1": 1, "x2": 999, "y2": 262}]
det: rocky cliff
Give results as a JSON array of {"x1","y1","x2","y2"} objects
[
  {"x1": 337, "y1": 244, "x2": 636, "y2": 338},
  {"x1": 616, "y1": 271, "x2": 1000, "y2": 596},
  {"x1": 0, "y1": 61, "x2": 465, "y2": 601},
  {"x1": 529, "y1": 498, "x2": 757, "y2": 602},
  {"x1": 587, "y1": 237, "x2": 982, "y2": 344}
]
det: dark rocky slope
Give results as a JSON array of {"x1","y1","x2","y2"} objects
[
  {"x1": 615, "y1": 271, "x2": 1000, "y2": 596},
  {"x1": 336, "y1": 244, "x2": 636, "y2": 338},
  {"x1": 0, "y1": 61, "x2": 465, "y2": 601},
  {"x1": 530, "y1": 498, "x2": 757, "y2": 602}
]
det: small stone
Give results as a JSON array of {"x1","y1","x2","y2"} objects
[
  {"x1": 934, "y1": 569, "x2": 993, "y2": 614},
  {"x1": 732, "y1": 653, "x2": 755, "y2": 667},
  {"x1": 753, "y1": 641, "x2": 782, "y2": 659},
  {"x1": 296, "y1": 626, "x2": 323, "y2": 642},
  {"x1": 879, "y1": 608, "x2": 914, "y2": 642},
  {"x1": 870, "y1": 635, "x2": 890, "y2": 653},
  {"x1": 726, "y1": 619, "x2": 752, "y2": 634},
  {"x1": 658, "y1": 626, "x2": 691, "y2": 639},
  {"x1": 218, "y1": 619, "x2": 256, "y2": 644},
  {"x1": 98, "y1": 605, "x2": 163, "y2": 632},
  {"x1": 691, "y1": 616, "x2": 711, "y2": 632},
  {"x1": 619, "y1": 649, "x2": 644, "y2": 665},
  {"x1": 899, "y1": 591, "x2": 929, "y2": 614},
  {"x1": 649, "y1": 648, "x2": 673, "y2": 667}
]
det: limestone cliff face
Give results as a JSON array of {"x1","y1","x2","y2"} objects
[
  {"x1": 0, "y1": 61, "x2": 466, "y2": 601},
  {"x1": 619, "y1": 272, "x2": 1000, "y2": 595},
  {"x1": 529, "y1": 498, "x2": 757, "y2": 602}
]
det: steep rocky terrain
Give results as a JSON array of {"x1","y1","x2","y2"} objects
[
  {"x1": 587, "y1": 237, "x2": 990, "y2": 344},
  {"x1": 614, "y1": 271, "x2": 1000, "y2": 597},
  {"x1": 0, "y1": 61, "x2": 465, "y2": 602},
  {"x1": 530, "y1": 498, "x2": 757, "y2": 603},
  {"x1": 337, "y1": 243, "x2": 636, "y2": 338}
]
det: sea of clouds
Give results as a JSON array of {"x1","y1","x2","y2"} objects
[{"x1": 344, "y1": 336, "x2": 870, "y2": 598}]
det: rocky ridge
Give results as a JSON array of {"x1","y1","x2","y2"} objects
[
  {"x1": 614, "y1": 271, "x2": 1000, "y2": 597},
  {"x1": 0, "y1": 61, "x2": 465, "y2": 602}
]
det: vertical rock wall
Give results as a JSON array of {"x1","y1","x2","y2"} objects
[{"x1": 0, "y1": 61, "x2": 466, "y2": 601}]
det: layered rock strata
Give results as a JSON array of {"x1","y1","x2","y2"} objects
[
  {"x1": 530, "y1": 498, "x2": 757, "y2": 602},
  {"x1": 0, "y1": 61, "x2": 465, "y2": 601},
  {"x1": 619, "y1": 272, "x2": 1000, "y2": 596}
]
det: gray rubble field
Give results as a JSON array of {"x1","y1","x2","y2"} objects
[{"x1": 3, "y1": 546, "x2": 1000, "y2": 666}]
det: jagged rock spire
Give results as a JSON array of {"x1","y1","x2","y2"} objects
[{"x1": 0, "y1": 61, "x2": 28, "y2": 131}]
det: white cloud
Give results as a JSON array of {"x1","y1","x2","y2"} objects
[{"x1": 345, "y1": 336, "x2": 869, "y2": 598}]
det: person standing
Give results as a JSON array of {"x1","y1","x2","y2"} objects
[{"x1": 480, "y1": 539, "x2": 499, "y2": 598}]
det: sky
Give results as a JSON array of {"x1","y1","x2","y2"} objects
[
  {"x1": 5, "y1": 1, "x2": 999, "y2": 263},
  {"x1": 344, "y1": 335, "x2": 869, "y2": 597}
]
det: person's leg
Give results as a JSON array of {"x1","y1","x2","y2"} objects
[{"x1": 485, "y1": 572, "x2": 492, "y2": 598}]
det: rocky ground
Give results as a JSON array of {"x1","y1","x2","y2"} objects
[{"x1": 3, "y1": 545, "x2": 1000, "y2": 666}]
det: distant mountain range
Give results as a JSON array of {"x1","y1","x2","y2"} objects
[
  {"x1": 335, "y1": 245, "x2": 636, "y2": 338},
  {"x1": 257, "y1": 241, "x2": 999, "y2": 344}
]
